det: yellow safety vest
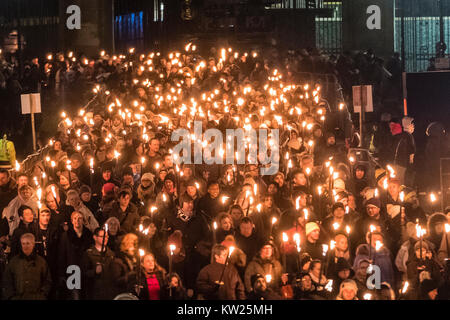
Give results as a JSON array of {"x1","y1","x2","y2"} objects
[{"x1": 0, "y1": 137, "x2": 16, "y2": 168}]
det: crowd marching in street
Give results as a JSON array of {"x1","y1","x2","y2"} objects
[{"x1": 0, "y1": 44, "x2": 449, "y2": 301}]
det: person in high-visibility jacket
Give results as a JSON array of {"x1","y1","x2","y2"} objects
[{"x1": 0, "y1": 135, "x2": 16, "y2": 169}]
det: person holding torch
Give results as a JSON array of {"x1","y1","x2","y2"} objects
[
  {"x1": 81, "y1": 226, "x2": 115, "y2": 300},
  {"x1": 196, "y1": 244, "x2": 245, "y2": 300}
]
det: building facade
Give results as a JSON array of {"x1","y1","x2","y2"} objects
[{"x1": 0, "y1": 0, "x2": 449, "y2": 72}]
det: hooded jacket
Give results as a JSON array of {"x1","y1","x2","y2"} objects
[
  {"x1": 426, "y1": 213, "x2": 448, "y2": 251},
  {"x1": 354, "y1": 243, "x2": 395, "y2": 287},
  {"x1": 2, "y1": 191, "x2": 39, "y2": 236}
]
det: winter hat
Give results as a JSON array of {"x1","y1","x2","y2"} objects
[
  {"x1": 414, "y1": 241, "x2": 430, "y2": 251},
  {"x1": 40, "y1": 205, "x2": 51, "y2": 213},
  {"x1": 355, "y1": 258, "x2": 371, "y2": 270},
  {"x1": 335, "y1": 257, "x2": 353, "y2": 273},
  {"x1": 103, "y1": 182, "x2": 116, "y2": 194},
  {"x1": 164, "y1": 173, "x2": 176, "y2": 184},
  {"x1": 141, "y1": 172, "x2": 154, "y2": 182},
  {"x1": 325, "y1": 131, "x2": 335, "y2": 139},
  {"x1": 332, "y1": 202, "x2": 345, "y2": 213},
  {"x1": 261, "y1": 240, "x2": 276, "y2": 250},
  {"x1": 119, "y1": 186, "x2": 132, "y2": 197},
  {"x1": 221, "y1": 235, "x2": 237, "y2": 248},
  {"x1": 305, "y1": 222, "x2": 320, "y2": 236},
  {"x1": 70, "y1": 153, "x2": 83, "y2": 162},
  {"x1": 101, "y1": 161, "x2": 114, "y2": 172},
  {"x1": 300, "y1": 253, "x2": 312, "y2": 267},
  {"x1": 427, "y1": 213, "x2": 448, "y2": 234},
  {"x1": 375, "y1": 168, "x2": 387, "y2": 183},
  {"x1": 389, "y1": 122, "x2": 403, "y2": 135},
  {"x1": 339, "y1": 279, "x2": 358, "y2": 295},
  {"x1": 404, "y1": 190, "x2": 417, "y2": 203},
  {"x1": 365, "y1": 197, "x2": 381, "y2": 208},
  {"x1": 79, "y1": 185, "x2": 91, "y2": 195},
  {"x1": 333, "y1": 178, "x2": 346, "y2": 191},
  {"x1": 251, "y1": 273, "x2": 265, "y2": 287},
  {"x1": 362, "y1": 187, "x2": 375, "y2": 200},
  {"x1": 402, "y1": 117, "x2": 414, "y2": 130}
]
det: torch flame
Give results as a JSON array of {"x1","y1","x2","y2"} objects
[
  {"x1": 430, "y1": 193, "x2": 437, "y2": 203},
  {"x1": 402, "y1": 281, "x2": 409, "y2": 294}
]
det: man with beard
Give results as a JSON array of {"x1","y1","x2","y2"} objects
[{"x1": 247, "y1": 273, "x2": 282, "y2": 300}]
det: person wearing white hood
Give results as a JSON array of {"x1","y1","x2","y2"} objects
[
  {"x1": 2, "y1": 184, "x2": 39, "y2": 236},
  {"x1": 66, "y1": 189, "x2": 99, "y2": 233}
]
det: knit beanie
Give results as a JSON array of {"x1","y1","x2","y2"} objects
[
  {"x1": 164, "y1": 173, "x2": 176, "y2": 183},
  {"x1": 251, "y1": 273, "x2": 265, "y2": 287},
  {"x1": 332, "y1": 202, "x2": 345, "y2": 213},
  {"x1": 79, "y1": 185, "x2": 91, "y2": 195},
  {"x1": 333, "y1": 178, "x2": 346, "y2": 191},
  {"x1": 221, "y1": 235, "x2": 236, "y2": 248},
  {"x1": 365, "y1": 197, "x2": 381, "y2": 208},
  {"x1": 375, "y1": 168, "x2": 387, "y2": 183},
  {"x1": 305, "y1": 222, "x2": 320, "y2": 236},
  {"x1": 141, "y1": 172, "x2": 154, "y2": 182},
  {"x1": 335, "y1": 257, "x2": 352, "y2": 273},
  {"x1": 103, "y1": 182, "x2": 116, "y2": 194}
]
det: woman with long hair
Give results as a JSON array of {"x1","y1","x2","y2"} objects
[
  {"x1": 137, "y1": 252, "x2": 167, "y2": 300},
  {"x1": 110, "y1": 233, "x2": 139, "y2": 297}
]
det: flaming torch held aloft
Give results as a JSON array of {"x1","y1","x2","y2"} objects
[
  {"x1": 169, "y1": 244, "x2": 176, "y2": 274},
  {"x1": 216, "y1": 246, "x2": 235, "y2": 287},
  {"x1": 270, "y1": 217, "x2": 277, "y2": 240},
  {"x1": 212, "y1": 221, "x2": 218, "y2": 245},
  {"x1": 89, "y1": 158, "x2": 94, "y2": 187}
]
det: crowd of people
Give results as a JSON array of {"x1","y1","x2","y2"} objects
[{"x1": 0, "y1": 43, "x2": 449, "y2": 301}]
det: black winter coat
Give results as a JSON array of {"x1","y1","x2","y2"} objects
[
  {"x1": 80, "y1": 245, "x2": 116, "y2": 300},
  {"x1": 196, "y1": 262, "x2": 246, "y2": 300}
]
